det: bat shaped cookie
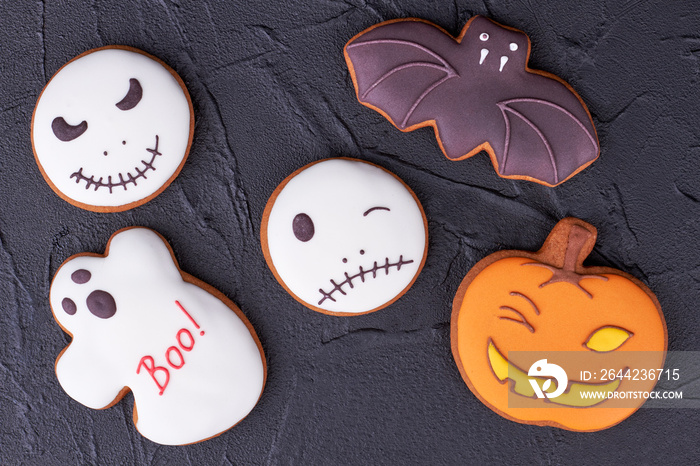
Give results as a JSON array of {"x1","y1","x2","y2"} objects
[{"x1": 344, "y1": 16, "x2": 600, "y2": 187}]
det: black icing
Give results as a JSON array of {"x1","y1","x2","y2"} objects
[
  {"x1": 71, "y1": 269, "x2": 91, "y2": 284},
  {"x1": 116, "y1": 78, "x2": 143, "y2": 111},
  {"x1": 69, "y1": 134, "x2": 162, "y2": 193},
  {"x1": 292, "y1": 213, "x2": 314, "y2": 242},
  {"x1": 61, "y1": 298, "x2": 77, "y2": 315},
  {"x1": 86, "y1": 290, "x2": 117, "y2": 319},
  {"x1": 51, "y1": 117, "x2": 88, "y2": 142}
]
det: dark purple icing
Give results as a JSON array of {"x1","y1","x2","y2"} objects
[
  {"x1": 318, "y1": 255, "x2": 413, "y2": 305},
  {"x1": 363, "y1": 206, "x2": 390, "y2": 216},
  {"x1": 70, "y1": 269, "x2": 91, "y2": 284},
  {"x1": 51, "y1": 117, "x2": 88, "y2": 142},
  {"x1": 116, "y1": 78, "x2": 143, "y2": 111},
  {"x1": 345, "y1": 16, "x2": 599, "y2": 186},
  {"x1": 61, "y1": 298, "x2": 77, "y2": 315},
  {"x1": 70, "y1": 134, "x2": 161, "y2": 193},
  {"x1": 292, "y1": 213, "x2": 314, "y2": 242},
  {"x1": 86, "y1": 290, "x2": 117, "y2": 319}
]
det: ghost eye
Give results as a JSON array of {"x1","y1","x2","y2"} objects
[
  {"x1": 61, "y1": 298, "x2": 77, "y2": 315},
  {"x1": 480, "y1": 33, "x2": 489, "y2": 41},
  {"x1": 51, "y1": 117, "x2": 88, "y2": 142},
  {"x1": 71, "y1": 269, "x2": 91, "y2": 284},
  {"x1": 292, "y1": 213, "x2": 314, "y2": 242},
  {"x1": 86, "y1": 290, "x2": 117, "y2": 319},
  {"x1": 116, "y1": 78, "x2": 143, "y2": 111},
  {"x1": 363, "y1": 206, "x2": 390, "y2": 216},
  {"x1": 584, "y1": 326, "x2": 633, "y2": 352}
]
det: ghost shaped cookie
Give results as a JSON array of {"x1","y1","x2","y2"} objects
[
  {"x1": 344, "y1": 17, "x2": 599, "y2": 186},
  {"x1": 261, "y1": 158, "x2": 428, "y2": 315},
  {"x1": 32, "y1": 46, "x2": 194, "y2": 212},
  {"x1": 50, "y1": 228, "x2": 266, "y2": 445}
]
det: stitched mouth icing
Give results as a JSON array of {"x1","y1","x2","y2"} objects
[
  {"x1": 317, "y1": 255, "x2": 414, "y2": 306},
  {"x1": 70, "y1": 135, "x2": 162, "y2": 193}
]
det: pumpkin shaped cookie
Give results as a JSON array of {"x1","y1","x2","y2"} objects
[{"x1": 451, "y1": 218, "x2": 667, "y2": 431}]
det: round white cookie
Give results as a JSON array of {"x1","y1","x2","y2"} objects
[
  {"x1": 32, "y1": 46, "x2": 193, "y2": 212},
  {"x1": 262, "y1": 158, "x2": 428, "y2": 315}
]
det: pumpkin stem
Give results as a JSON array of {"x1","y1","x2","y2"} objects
[
  {"x1": 562, "y1": 225, "x2": 592, "y2": 272},
  {"x1": 523, "y1": 220, "x2": 606, "y2": 298}
]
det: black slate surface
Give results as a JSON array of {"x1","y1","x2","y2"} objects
[{"x1": 1, "y1": 0, "x2": 699, "y2": 464}]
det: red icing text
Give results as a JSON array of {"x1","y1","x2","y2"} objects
[
  {"x1": 135, "y1": 301, "x2": 204, "y2": 395},
  {"x1": 136, "y1": 356, "x2": 170, "y2": 396}
]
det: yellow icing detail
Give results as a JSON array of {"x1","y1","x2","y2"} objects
[
  {"x1": 487, "y1": 341, "x2": 623, "y2": 407},
  {"x1": 551, "y1": 378, "x2": 621, "y2": 407},
  {"x1": 487, "y1": 342, "x2": 548, "y2": 398},
  {"x1": 585, "y1": 326, "x2": 632, "y2": 352},
  {"x1": 487, "y1": 341, "x2": 509, "y2": 381}
]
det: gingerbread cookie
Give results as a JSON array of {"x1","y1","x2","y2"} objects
[
  {"x1": 32, "y1": 46, "x2": 194, "y2": 212},
  {"x1": 344, "y1": 17, "x2": 599, "y2": 186},
  {"x1": 451, "y1": 218, "x2": 667, "y2": 431},
  {"x1": 261, "y1": 158, "x2": 428, "y2": 315},
  {"x1": 50, "y1": 228, "x2": 266, "y2": 445}
]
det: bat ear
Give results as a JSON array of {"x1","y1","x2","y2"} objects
[{"x1": 459, "y1": 15, "x2": 490, "y2": 39}]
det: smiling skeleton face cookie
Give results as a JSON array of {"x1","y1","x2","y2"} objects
[
  {"x1": 50, "y1": 228, "x2": 266, "y2": 445},
  {"x1": 261, "y1": 158, "x2": 428, "y2": 315},
  {"x1": 32, "y1": 46, "x2": 193, "y2": 212}
]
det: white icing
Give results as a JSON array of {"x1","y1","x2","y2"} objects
[
  {"x1": 51, "y1": 228, "x2": 265, "y2": 445},
  {"x1": 479, "y1": 32, "x2": 489, "y2": 41},
  {"x1": 509, "y1": 42, "x2": 518, "y2": 51},
  {"x1": 264, "y1": 159, "x2": 427, "y2": 314},
  {"x1": 33, "y1": 48, "x2": 192, "y2": 210},
  {"x1": 499, "y1": 55, "x2": 508, "y2": 72},
  {"x1": 479, "y1": 48, "x2": 489, "y2": 65}
]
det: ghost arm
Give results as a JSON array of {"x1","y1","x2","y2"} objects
[{"x1": 55, "y1": 341, "x2": 128, "y2": 409}]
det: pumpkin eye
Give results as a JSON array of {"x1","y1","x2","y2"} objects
[
  {"x1": 584, "y1": 326, "x2": 633, "y2": 352},
  {"x1": 116, "y1": 78, "x2": 143, "y2": 111}
]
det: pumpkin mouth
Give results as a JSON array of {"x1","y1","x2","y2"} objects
[
  {"x1": 486, "y1": 339, "x2": 623, "y2": 408},
  {"x1": 69, "y1": 134, "x2": 162, "y2": 193},
  {"x1": 317, "y1": 255, "x2": 414, "y2": 306}
]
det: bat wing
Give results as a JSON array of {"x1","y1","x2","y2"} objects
[
  {"x1": 344, "y1": 21, "x2": 459, "y2": 129},
  {"x1": 496, "y1": 98, "x2": 599, "y2": 186}
]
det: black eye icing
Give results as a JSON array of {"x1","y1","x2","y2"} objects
[
  {"x1": 71, "y1": 269, "x2": 91, "y2": 284},
  {"x1": 61, "y1": 298, "x2": 77, "y2": 315},
  {"x1": 51, "y1": 117, "x2": 88, "y2": 142},
  {"x1": 363, "y1": 206, "x2": 391, "y2": 216},
  {"x1": 115, "y1": 78, "x2": 143, "y2": 111},
  {"x1": 292, "y1": 213, "x2": 314, "y2": 242},
  {"x1": 86, "y1": 290, "x2": 117, "y2": 319}
]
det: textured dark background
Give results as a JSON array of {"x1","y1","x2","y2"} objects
[{"x1": 1, "y1": 0, "x2": 699, "y2": 464}]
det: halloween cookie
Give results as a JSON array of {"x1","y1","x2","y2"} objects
[
  {"x1": 50, "y1": 227, "x2": 266, "y2": 445},
  {"x1": 344, "y1": 17, "x2": 599, "y2": 187},
  {"x1": 261, "y1": 158, "x2": 428, "y2": 315},
  {"x1": 451, "y1": 218, "x2": 667, "y2": 431},
  {"x1": 32, "y1": 46, "x2": 194, "y2": 212}
]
